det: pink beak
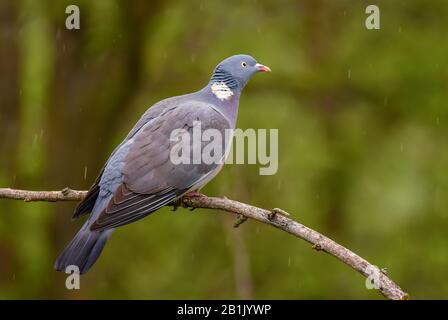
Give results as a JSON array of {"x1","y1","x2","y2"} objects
[{"x1": 255, "y1": 63, "x2": 271, "y2": 73}]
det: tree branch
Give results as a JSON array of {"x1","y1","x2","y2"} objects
[
  {"x1": 0, "y1": 187, "x2": 408, "y2": 300},
  {"x1": 0, "y1": 187, "x2": 87, "y2": 202}
]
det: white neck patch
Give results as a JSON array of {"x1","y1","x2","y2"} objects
[{"x1": 211, "y1": 82, "x2": 234, "y2": 101}]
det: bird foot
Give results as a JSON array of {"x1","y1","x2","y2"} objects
[
  {"x1": 171, "y1": 192, "x2": 204, "y2": 211},
  {"x1": 183, "y1": 191, "x2": 204, "y2": 211}
]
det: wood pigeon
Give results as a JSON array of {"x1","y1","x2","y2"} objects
[{"x1": 55, "y1": 54, "x2": 271, "y2": 274}]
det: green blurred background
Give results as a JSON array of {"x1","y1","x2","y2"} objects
[{"x1": 0, "y1": 0, "x2": 447, "y2": 299}]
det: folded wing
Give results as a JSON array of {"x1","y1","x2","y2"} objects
[{"x1": 90, "y1": 101, "x2": 230, "y2": 231}]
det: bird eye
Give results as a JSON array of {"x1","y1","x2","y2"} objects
[{"x1": 241, "y1": 61, "x2": 247, "y2": 68}]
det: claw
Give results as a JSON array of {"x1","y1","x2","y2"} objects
[{"x1": 170, "y1": 198, "x2": 182, "y2": 211}]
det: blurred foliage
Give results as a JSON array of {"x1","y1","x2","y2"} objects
[{"x1": 0, "y1": 0, "x2": 447, "y2": 299}]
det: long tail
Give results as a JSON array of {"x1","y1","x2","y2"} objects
[{"x1": 54, "y1": 222, "x2": 113, "y2": 274}]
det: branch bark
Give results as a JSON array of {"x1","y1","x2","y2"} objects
[{"x1": 0, "y1": 187, "x2": 408, "y2": 300}]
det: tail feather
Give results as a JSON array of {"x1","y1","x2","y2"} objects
[{"x1": 54, "y1": 222, "x2": 113, "y2": 274}]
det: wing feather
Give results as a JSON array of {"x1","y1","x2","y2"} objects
[{"x1": 90, "y1": 101, "x2": 231, "y2": 231}]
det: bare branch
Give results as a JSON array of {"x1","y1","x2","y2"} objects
[
  {"x1": 0, "y1": 187, "x2": 87, "y2": 202},
  {"x1": 0, "y1": 187, "x2": 408, "y2": 300}
]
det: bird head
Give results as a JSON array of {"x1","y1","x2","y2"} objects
[{"x1": 209, "y1": 54, "x2": 271, "y2": 94}]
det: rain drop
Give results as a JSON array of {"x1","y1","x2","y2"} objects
[{"x1": 56, "y1": 28, "x2": 62, "y2": 40}]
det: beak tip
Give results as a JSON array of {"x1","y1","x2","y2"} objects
[{"x1": 255, "y1": 63, "x2": 271, "y2": 73}]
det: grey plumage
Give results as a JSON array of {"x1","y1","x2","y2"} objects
[{"x1": 55, "y1": 54, "x2": 270, "y2": 274}]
